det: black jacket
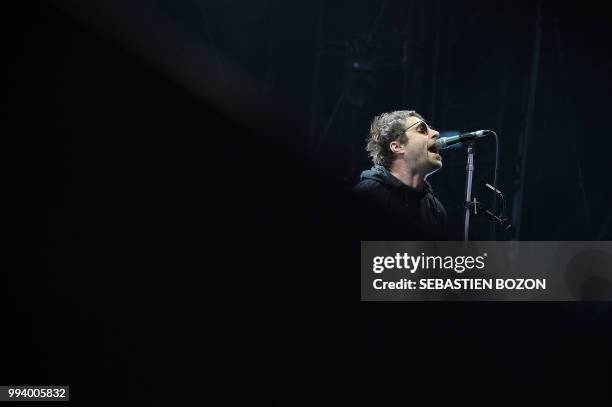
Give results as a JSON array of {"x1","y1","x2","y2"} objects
[{"x1": 353, "y1": 165, "x2": 448, "y2": 240}]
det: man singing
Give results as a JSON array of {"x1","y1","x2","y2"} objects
[{"x1": 354, "y1": 110, "x2": 448, "y2": 240}]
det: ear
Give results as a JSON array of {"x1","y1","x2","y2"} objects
[{"x1": 389, "y1": 140, "x2": 404, "y2": 154}]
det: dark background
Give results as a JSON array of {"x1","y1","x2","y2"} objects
[{"x1": 5, "y1": 0, "x2": 612, "y2": 404}]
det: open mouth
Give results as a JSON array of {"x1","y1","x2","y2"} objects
[{"x1": 427, "y1": 142, "x2": 442, "y2": 161}]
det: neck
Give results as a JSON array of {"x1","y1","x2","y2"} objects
[{"x1": 389, "y1": 161, "x2": 426, "y2": 191}]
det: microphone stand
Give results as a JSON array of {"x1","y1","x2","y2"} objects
[
  {"x1": 464, "y1": 179, "x2": 514, "y2": 238},
  {"x1": 463, "y1": 142, "x2": 475, "y2": 241},
  {"x1": 464, "y1": 197, "x2": 513, "y2": 232}
]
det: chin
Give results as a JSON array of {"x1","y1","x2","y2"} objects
[{"x1": 430, "y1": 158, "x2": 443, "y2": 168}]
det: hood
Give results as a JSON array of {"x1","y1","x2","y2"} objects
[{"x1": 359, "y1": 165, "x2": 433, "y2": 196}]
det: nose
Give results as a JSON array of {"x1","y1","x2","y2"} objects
[{"x1": 431, "y1": 129, "x2": 440, "y2": 139}]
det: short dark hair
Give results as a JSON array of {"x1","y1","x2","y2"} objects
[{"x1": 365, "y1": 110, "x2": 423, "y2": 168}]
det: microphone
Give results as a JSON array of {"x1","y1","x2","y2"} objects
[
  {"x1": 435, "y1": 130, "x2": 491, "y2": 150},
  {"x1": 485, "y1": 183, "x2": 505, "y2": 200}
]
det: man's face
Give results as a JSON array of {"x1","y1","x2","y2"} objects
[{"x1": 395, "y1": 116, "x2": 442, "y2": 175}]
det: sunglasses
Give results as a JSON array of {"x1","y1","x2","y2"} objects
[{"x1": 405, "y1": 120, "x2": 437, "y2": 135}]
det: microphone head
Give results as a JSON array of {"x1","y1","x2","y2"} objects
[
  {"x1": 444, "y1": 141, "x2": 463, "y2": 150},
  {"x1": 435, "y1": 131, "x2": 462, "y2": 150}
]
